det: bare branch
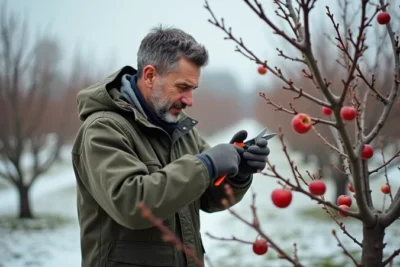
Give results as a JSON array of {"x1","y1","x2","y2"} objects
[
  {"x1": 369, "y1": 150, "x2": 400, "y2": 175},
  {"x1": 204, "y1": 0, "x2": 332, "y2": 108},
  {"x1": 332, "y1": 229, "x2": 361, "y2": 266},
  {"x1": 383, "y1": 248, "x2": 400, "y2": 266},
  {"x1": 137, "y1": 202, "x2": 205, "y2": 267},
  {"x1": 259, "y1": 93, "x2": 337, "y2": 127},
  {"x1": 312, "y1": 126, "x2": 348, "y2": 158}
]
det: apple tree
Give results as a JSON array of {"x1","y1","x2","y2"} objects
[{"x1": 137, "y1": 0, "x2": 400, "y2": 266}]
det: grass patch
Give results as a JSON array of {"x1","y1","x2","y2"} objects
[{"x1": 0, "y1": 213, "x2": 73, "y2": 231}]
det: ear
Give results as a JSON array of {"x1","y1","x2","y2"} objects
[{"x1": 142, "y1": 65, "x2": 157, "y2": 88}]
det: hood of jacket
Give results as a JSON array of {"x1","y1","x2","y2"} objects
[{"x1": 77, "y1": 66, "x2": 139, "y2": 122}]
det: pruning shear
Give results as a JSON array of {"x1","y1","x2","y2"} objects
[{"x1": 213, "y1": 128, "x2": 276, "y2": 187}]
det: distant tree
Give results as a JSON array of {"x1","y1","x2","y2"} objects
[{"x1": 0, "y1": 3, "x2": 94, "y2": 218}]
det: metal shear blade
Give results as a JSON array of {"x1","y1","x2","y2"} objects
[{"x1": 244, "y1": 128, "x2": 276, "y2": 147}]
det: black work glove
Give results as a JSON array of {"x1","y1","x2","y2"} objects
[
  {"x1": 229, "y1": 130, "x2": 270, "y2": 181},
  {"x1": 239, "y1": 138, "x2": 270, "y2": 176}
]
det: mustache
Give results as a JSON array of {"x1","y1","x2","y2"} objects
[{"x1": 171, "y1": 102, "x2": 186, "y2": 109}]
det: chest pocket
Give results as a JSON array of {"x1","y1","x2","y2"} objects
[{"x1": 106, "y1": 241, "x2": 175, "y2": 267}]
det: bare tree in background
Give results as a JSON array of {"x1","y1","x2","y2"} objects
[
  {"x1": 0, "y1": 3, "x2": 89, "y2": 218},
  {"x1": 255, "y1": 1, "x2": 400, "y2": 201}
]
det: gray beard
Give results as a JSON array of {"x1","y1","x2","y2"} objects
[{"x1": 149, "y1": 86, "x2": 181, "y2": 123}]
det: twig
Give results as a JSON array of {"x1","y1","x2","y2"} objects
[
  {"x1": 379, "y1": 138, "x2": 394, "y2": 202},
  {"x1": 136, "y1": 202, "x2": 204, "y2": 267},
  {"x1": 383, "y1": 248, "x2": 400, "y2": 266},
  {"x1": 311, "y1": 126, "x2": 349, "y2": 158},
  {"x1": 293, "y1": 243, "x2": 299, "y2": 262},
  {"x1": 259, "y1": 93, "x2": 337, "y2": 127},
  {"x1": 321, "y1": 200, "x2": 362, "y2": 247},
  {"x1": 277, "y1": 48, "x2": 306, "y2": 63},
  {"x1": 369, "y1": 150, "x2": 400, "y2": 175},
  {"x1": 332, "y1": 229, "x2": 361, "y2": 266},
  {"x1": 242, "y1": 0, "x2": 304, "y2": 50},
  {"x1": 205, "y1": 233, "x2": 253, "y2": 245}
]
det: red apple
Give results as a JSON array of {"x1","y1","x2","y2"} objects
[
  {"x1": 381, "y1": 184, "x2": 390, "y2": 194},
  {"x1": 291, "y1": 113, "x2": 312, "y2": 134},
  {"x1": 361, "y1": 144, "x2": 374, "y2": 160},
  {"x1": 322, "y1": 106, "x2": 332, "y2": 115},
  {"x1": 337, "y1": 195, "x2": 352, "y2": 207},
  {"x1": 308, "y1": 180, "x2": 326, "y2": 196},
  {"x1": 271, "y1": 188, "x2": 292, "y2": 208},
  {"x1": 377, "y1": 12, "x2": 391, "y2": 25},
  {"x1": 252, "y1": 239, "x2": 268, "y2": 255},
  {"x1": 348, "y1": 183, "x2": 354, "y2": 193},
  {"x1": 340, "y1": 106, "x2": 357, "y2": 121},
  {"x1": 258, "y1": 66, "x2": 267, "y2": 75},
  {"x1": 338, "y1": 204, "x2": 350, "y2": 217}
]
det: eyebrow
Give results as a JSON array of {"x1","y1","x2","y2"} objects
[{"x1": 177, "y1": 82, "x2": 198, "y2": 89}]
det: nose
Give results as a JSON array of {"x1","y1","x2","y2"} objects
[{"x1": 181, "y1": 90, "x2": 193, "y2": 107}]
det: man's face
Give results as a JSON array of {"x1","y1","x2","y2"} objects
[{"x1": 149, "y1": 58, "x2": 200, "y2": 123}]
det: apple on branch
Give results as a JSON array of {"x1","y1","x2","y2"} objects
[
  {"x1": 340, "y1": 106, "x2": 357, "y2": 121},
  {"x1": 271, "y1": 188, "x2": 293, "y2": 208},
  {"x1": 337, "y1": 195, "x2": 352, "y2": 207},
  {"x1": 377, "y1": 12, "x2": 391, "y2": 25},
  {"x1": 322, "y1": 106, "x2": 332, "y2": 115},
  {"x1": 361, "y1": 144, "x2": 374, "y2": 160},
  {"x1": 291, "y1": 113, "x2": 312, "y2": 134},
  {"x1": 381, "y1": 184, "x2": 390, "y2": 194},
  {"x1": 348, "y1": 183, "x2": 354, "y2": 193},
  {"x1": 252, "y1": 239, "x2": 268, "y2": 255},
  {"x1": 258, "y1": 66, "x2": 267, "y2": 75},
  {"x1": 338, "y1": 205, "x2": 350, "y2": 217},
  {"x1": 308, "y1": 180, "x2": 326, "y2": 196}
]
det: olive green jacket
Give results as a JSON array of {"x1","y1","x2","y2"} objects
[{"x1": 71, "y1": 66, "x2": 253, "y2": 267}]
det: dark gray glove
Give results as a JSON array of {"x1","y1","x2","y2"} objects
[
  {"x1": 201, "y1": 144, "x2": 244, "y2": 179},
  {"x1": 238, "y1": 138, "x2": 270, "y2": 177}
]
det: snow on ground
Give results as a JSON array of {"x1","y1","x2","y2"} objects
[{"x1": 0, "y1": 118, "x2": 399, "y2": 267}]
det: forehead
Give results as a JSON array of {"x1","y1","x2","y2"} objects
[{"x1": 167, "y1": 57, "x2": 200, "y2": 86}]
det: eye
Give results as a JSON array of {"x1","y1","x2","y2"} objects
[{"x1": 177, "y1": 84, "x2": 190, "y2": 92}]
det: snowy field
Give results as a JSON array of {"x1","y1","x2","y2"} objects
[{"x1": 0, "y1": 118, "x2": 399, "y2": 267}]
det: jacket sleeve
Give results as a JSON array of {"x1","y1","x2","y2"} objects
[
  {"x1": 77, "y1": 117, "x2": 210, "y2": 230},
  {"x1": 192, "y1": 128, "x2": 253, "y2": 213}
]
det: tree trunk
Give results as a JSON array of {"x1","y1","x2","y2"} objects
[
  {"x1": 361, "y1": 223, "x2": 385, "y2": 267},
  {"x1": 18, "y1": 185, "x2": 33, "y2": 218},
  {"x1": 333, "y1": 171, "x2": 348, "y2": 202}
]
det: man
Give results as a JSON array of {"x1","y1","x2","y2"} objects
[{"x1": 71, "y1": 25, "x2": 270, "y2": 267}]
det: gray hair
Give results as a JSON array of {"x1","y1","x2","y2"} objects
[{"x1": 136, "y1": 25, "x2": 209, "y2": 78}]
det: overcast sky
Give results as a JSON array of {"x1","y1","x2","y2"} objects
[{"x1": 6, "y1": 0, "x2": 344, "y2": 92}]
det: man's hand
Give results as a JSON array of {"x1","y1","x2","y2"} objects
[
  {"x1": 199, "y1": 143, "x2": 244, "y2": 179},
  {"x1": 229, "y1": 130, "x2": 270, "y2": 180},
  {"x1": 239, "y1": 138, "x2": 269, "y2": 176}
]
